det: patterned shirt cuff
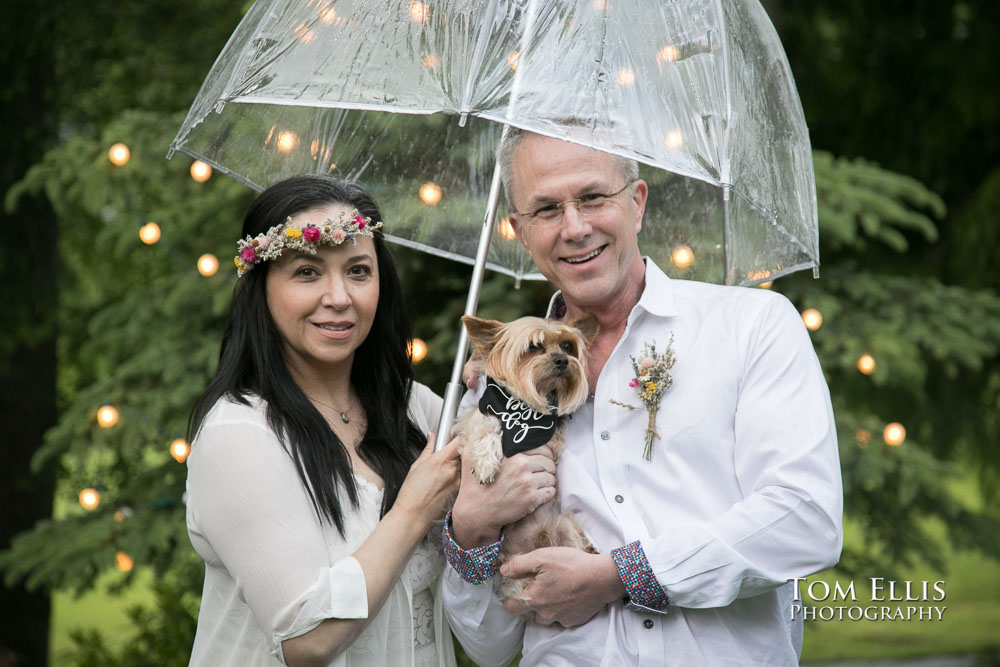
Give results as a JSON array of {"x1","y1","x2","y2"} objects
[
  {"x1": 441, "y1": 510, "x2": 502, "y2": 585},
  {"x1": 611, "y1": 540, "x2": 670, "y2": 614}
]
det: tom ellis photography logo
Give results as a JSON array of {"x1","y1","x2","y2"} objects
[{"x1": 790, "y1": 578, "x2": 947, "y2": 622}]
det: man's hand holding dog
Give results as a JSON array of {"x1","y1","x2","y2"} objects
[
  {"x1": 499, "y1": 547, "x2": 625, "y2": 627},
  {"x1": 450, "y1": 445, "x2": 557, "y2": 548}
]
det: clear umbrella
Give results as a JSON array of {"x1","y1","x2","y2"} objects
[{"x1": 170, "y1": 0, "x2": 819, "y2": 443}]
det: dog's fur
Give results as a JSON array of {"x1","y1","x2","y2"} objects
[{"x1": 455, "y1": 314, "x2": 599, "y2": 607}]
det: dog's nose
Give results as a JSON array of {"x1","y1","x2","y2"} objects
[{"x1": 553, "y1": 355, "x2": 568, "y2": 369}]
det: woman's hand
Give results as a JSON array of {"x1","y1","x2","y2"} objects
[{"x1": 393, "y1": 434, "x2": 461, "y2": 527}]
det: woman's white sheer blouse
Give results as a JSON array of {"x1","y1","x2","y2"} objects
[{"x1": 185, "y1": 384, "x2": 454, "y2": 666}]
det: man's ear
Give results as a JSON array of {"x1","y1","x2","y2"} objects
[
  {"x1": 569, "y1": 315, "x2": 600, "y2": 345},
  {"x1": 461, "y1": 315, "x2": 504, "y2": 355},
  {"x1": 630, "y1": 179, "x2": 648, "y2": 233},
  {"x1": 508, "y1": 214, "x2": 530, "y2": 250}
]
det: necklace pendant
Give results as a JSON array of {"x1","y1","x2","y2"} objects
[{"x1": 339, "y1": 412, "x2": 350, "y2": 424}]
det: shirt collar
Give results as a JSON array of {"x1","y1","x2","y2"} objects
[{"x1": 545, "y1": 257, "x2": 677, "y2": 320}]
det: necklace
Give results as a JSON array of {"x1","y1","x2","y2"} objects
[{"x1": 306, "y1": 394, "x2": 354, "y2": 424}]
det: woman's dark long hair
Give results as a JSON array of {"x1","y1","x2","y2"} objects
[{"x1": 188, "y1": 174, "x2": 425, "y2": 535}]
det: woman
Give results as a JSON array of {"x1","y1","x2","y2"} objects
[{"x1": 185, "y1": 174, "x2": 460, "y2": 667}]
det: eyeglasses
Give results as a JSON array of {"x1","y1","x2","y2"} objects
[{"x1": 516, "y1": 180, "x2": 635, "y2": 226}]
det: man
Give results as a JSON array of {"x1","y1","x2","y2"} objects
[{"x1": 441, "y1": 128, "x2": 843, "y2": 666}]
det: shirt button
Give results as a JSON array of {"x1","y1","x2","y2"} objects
[
  {"x1": 600, "y1": 431, "x2": 610, "y2": 440},
  {"x1": 614, "y1": 495, "x2": 624, "y2": 504},
  {"x1": 643, "y1": 619, "x2": 654, "y2": 629}
]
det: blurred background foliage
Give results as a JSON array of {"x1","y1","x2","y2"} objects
[{"x1": 1, "y1": 0, "x2": 999, "y2": 665}]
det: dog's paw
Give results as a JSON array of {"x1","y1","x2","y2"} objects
[{"x1": 473, "y1": 459, "x2": 501, "y2": 484}]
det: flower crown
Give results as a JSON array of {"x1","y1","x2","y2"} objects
[{"x1": 234, "y1": 209, "x2": 383, "y2": 277}]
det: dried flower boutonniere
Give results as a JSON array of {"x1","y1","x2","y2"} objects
[{"x1": 609, "y1": 337, "x2": 676, "y2": 460}]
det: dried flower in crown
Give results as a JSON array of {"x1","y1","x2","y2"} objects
[{"x1": 233, "y1": 209, "x2": 383, "y2": 277}]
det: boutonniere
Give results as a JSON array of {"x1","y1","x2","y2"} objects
[{"x1": 609, "y1": 337, "x2": 676, "y2": 460}]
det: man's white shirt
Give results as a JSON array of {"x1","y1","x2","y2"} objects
[{"x1": 442, "y1": 259, "x2": 843, "y2": 666}]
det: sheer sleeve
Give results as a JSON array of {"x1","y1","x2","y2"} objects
[{"x1": 186, "y1": 411, "x2": 369, "y2": 659}]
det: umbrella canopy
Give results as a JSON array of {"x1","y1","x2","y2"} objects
[{"x1": 171, "y1": 0, "x2": 818, "y2": 287}]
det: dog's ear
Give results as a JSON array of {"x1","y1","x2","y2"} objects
[
  {"x1": 568, "y1": 315, "x2": 600, "y2": 345},
  {"x1": 461, "y1": 315, "x2": 503, "y2": 354}
]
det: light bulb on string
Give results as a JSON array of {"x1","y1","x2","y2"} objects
[
  {"x1": 197, "y1": 253, "x2": 219, "y2": 277},
  {"x1": 497, "y1": 216, "x2": 517, "y2": 241},
  {"x1": 671, "y1": 245, "x2": 694, "y2": 269},
  {"x1": 507, "y1": 51, "x2": 519, "y2": 71},
  {"x1": 190, "y1": 160, "x2": 212, "y2": 183},
  {"x1": 801, "y1": 308, "x2": 823, "y2": 331},
  {"x1": 115, "y1": 551, "x2": 134, "y2": 572},
  {"x1": 409, "y1": 338, "x2": 428, "y2": 363},
  {"x1": 616, "y1": 68, "x2": 636, "y2": 86},
  {"x1": 657, "y1": 45, "x2": 680, "y2": 63},
  {"x1": 855, "y1": 429, "x2": 871, "y2": 447},
  {"x1": 758, "y1": 281, "x2": 773, "y2": 289},
  {"x1": 108, "y1": 143, "x2": 131, "y2": 166},
  {"x1": 419, "y1": 182, "x2": 442, "y2": 205},
  {"x1": 857, "y1": 354, "x2": 875, "y2": 375},
  {"x1": 170, "y1": 438, "x2": 191, "y2": 463},
  {"x1": 408, "y1": 1, "x2": 429, "y2": 22},
  {"x1": 114, "y1": 506, "x2": 133, "y2": 523},
  {"x1": 277, "y1": 131, "x2": 299, "y2": 153},
  {"x1": 79, "y1": 488, "x2": 100, "y2": 511},
  {"x1": 664, "y1": 129, "x2": 684, "y2": 150},
  {"x1": 97, "y1": 405, "x2": 119, "y2": 428},
  {"x1": 139, "y1": 222, "x2": 161, "y2": 245},
  {"x1": 883, "y1": 422, "x2": 906, "y2": 446}
]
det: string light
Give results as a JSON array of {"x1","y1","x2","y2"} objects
[
  {"x1": 408, "y1": 1, "x2": 429, "y2": 22},
  {"x1": 617, "y1": 68, "x2": 636, "y2": 86},
  {"x1": 507, "y1": 51, "x2": 519, "y2": 71},
  {"x1": 657, "y1": 45, "x2": 680, "y2": 63},
  {"x1": 883, "y1": 422, "x2": 906, "y2": 446},
  {"x1": 139, "y1": 222, "x2": 161, "y2": 245},
  {"x1": 115, "y1": 551, "x2": 134, "y2": 572},
  {"x1": 190, "y1": 160, "x2": 212, "y2": 183},
  {"x1": 277, "y1": 131, "x2": 299, "y2": 153},
  {"x1": 801, "y1": 308, "x2": 823, "y2": 331},
  {"x1": 671, "y1": 245, "x2": 694, "y2": 269},
  {"x1": 664, "y1": 129, "x2": 684, "y2": 150},
  {"x1": 409, "y1": 338, "x2": 428, "y2": 363},
  {"x1": 498, "y1": 216, "x2": 517, "y2": 240},
  {"x1": 108, "y1": 143, "x2": 131, "y2": 166},
  {"x1": 318, "y1": 5, "x2": 338, "y2": 24},
  {"x1": 419, "y1": 182, "x2": 442, "y2": 205},
  {"x1": 197, "y1": 253, "x2": 219, "y2": 277},
  {"x1": 97, "y1": 405, "x2": 120, "y2": 428},
  {"x1": 79, "y1": 488, "x2": 100, "y2": 511},
  {"x1": 855, "y1": 429, "x2": 871, "y2": 446},
  {"x1": 423, "y1": 54, "x2": 439, "y2": 68},
  {"x1": 170, "y1": 438, "x2": 191, "y2": 463},
  {"x1": 114, "y1": 506, "x2": 133, "y2": 523},
  {"x1": 857, "y1": 354, "x2": 875, "y2": 375},
  {"x1": 758, "y1": 281, "x2": 773, "y2": 289}
]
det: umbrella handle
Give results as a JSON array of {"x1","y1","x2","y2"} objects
[{"x1": 434, "y1": 163, "x2": 504, "y2": 450}]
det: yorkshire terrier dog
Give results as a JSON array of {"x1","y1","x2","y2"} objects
[{"x1": 455, "y1": 314, "x2": 599, "y2": 606}]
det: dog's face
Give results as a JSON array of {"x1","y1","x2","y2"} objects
[{"x1": 462, "y1": 315, "x2": 598, "y2": 415}]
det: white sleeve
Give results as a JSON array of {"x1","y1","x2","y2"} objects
[
  {"x1": 186, "y1": 418, "x2": 368, "y2": 654},
  {"x1": 441, "y1": 566, "x2": 526, "y2": 667},
  {"x1": 647, "y1": 295, "x2": 843, "y2": 607},
  {"x1": 408, "y1": 381, "x2": 445, "y2": 435}
]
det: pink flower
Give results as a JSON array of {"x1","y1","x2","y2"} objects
[
  {"x1": 331, "y1": 229, "x2": 346, "y2": 243},
  {"x1": 303, "y1": 225, "x2": 321, "y2": 242},
  {"x1": 354, "y1": 214, "x2": 365, "y2": 229},
  {"x1": 257, "y1": 236, "x2": 270, "y2": 250},
  {"x1": 628, "y1": 378, "x2": 640, "y2": 388},
  {"x1": 240, "y1": 246, "x2": 258, "y2": 264}
]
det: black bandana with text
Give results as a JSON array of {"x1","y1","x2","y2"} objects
[{"x1": 478, "y1": 376, "x2": 559, "y2": 456}]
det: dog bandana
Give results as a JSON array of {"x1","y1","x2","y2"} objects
[{"x1": 478, "y1": 376, "x2": 559, "y2": 456}]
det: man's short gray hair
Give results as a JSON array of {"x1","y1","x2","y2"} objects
[{"x1": 496, "y1": 124, "x2": 640, "y2": 209}]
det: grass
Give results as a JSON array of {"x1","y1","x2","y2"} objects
[
  {"x1": 800, "y1": 549, "x2": 1000, "y2": 663},
  {"x1": 49, "y1": 568, "x2": 155, "y2": 666}
]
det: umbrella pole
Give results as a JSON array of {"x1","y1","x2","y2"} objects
[{"x1": 434, "y1": 162, "x2": 504, "y2": 450}]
